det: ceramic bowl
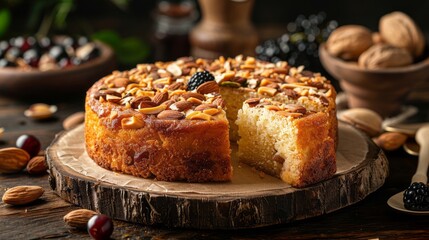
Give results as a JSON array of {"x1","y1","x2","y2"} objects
[
  {"x1": 0, "y1": 41, "x2": 116, "y2": 101},
  {"x1": 319, "y1": 43, "x2": 429, "y2": 117}
]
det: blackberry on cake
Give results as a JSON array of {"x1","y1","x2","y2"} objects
[{"x1": 187, "y1": 70, "x2": 215, "y2": 90}]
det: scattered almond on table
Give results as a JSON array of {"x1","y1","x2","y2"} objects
[
  {"x1": 2, "y1": 185, "x2": 44, "y2": 205},
  {"x1": 26, "y1": 155, "x2": 48, "y2": 175},
  {"x1": 373, "y1": 132, "x2": 408, "y2": 151},
  {"x1": 24, "y1": 103, "x2": 57, "y2": 120},
  {"x1": 62, "y1": 111, "x2": 85, "y2": 130},
  {"x1": 0, "y1": 147, "x2": 31, "y2": 174},
  {"x1": 63, "y1": 209, "x2": 98, "y2": 229}
]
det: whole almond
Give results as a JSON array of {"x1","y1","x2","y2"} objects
[
  {"x1": 112, "y1": 77, "x2": 129, "y2": 88},
  {"x1": 152, "y1": 92, "x2": 169, "y2": 106},
  {"x1": 26, "y1": 156, "x2": 48, "y2": 175},
  {"x1": 157, "y1": 110, "x2": 184, "y2": 120},
  {"x1": 170, "y1": 100, "x2": 193, "y2": 111},
  {"x1": 338, "y1": 108, "x2": 383, "y2": 137},
  {"x1": 182, "y1": 92, "x2": 206, "y2": 101},
  {"x1": 212, "y1": 98, "x2": 226, "y2": 108},
  {"x1": 373, "y1": 132, "x2": 408, "y2": 151},
  {"x1": 63, "y1": 112, "x2": 85, "y2": 130},
  {"x1": 2, "y1": 185, "x2": 44, "y2": 205},
  {"x1": 167, "y1": 82, "x2": 184, "y2": 91},
  {"x1": 0, "y1": 147, "x2": 30, "y2": 174},
  {"x1": 196, "y1": 81, "x2": 220, "y2": 94},
  {"x1": 64, "y1": 209, "x2": 98, "y2": 229}
]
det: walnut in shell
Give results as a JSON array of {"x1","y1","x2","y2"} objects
[
  {"x1": 358, "y1": 44, "x2": 413, "y2": 69},
  {"x1": 379, "y1": 11, "x2": 425, "y2": 58},
  {"x1": 326, "y1": 25, "x2": 373, "y2": 60}
]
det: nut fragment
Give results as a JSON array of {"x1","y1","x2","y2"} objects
[
  {"x1": 244, "y1": 98, "x2": 261, "y2": 107},
  {"x1": 183, "y1": 92, "x2": 206, "y2": 101},
  {"x1": 338, "y1": 108, "x2": 383, "y2": 137},
  {"x1": 170, "y1": 100, "x2": 192, "y2": 111},
  {"x1": 63, "y1": 112, "x2": 85, "y2": 130},
  {"x1": 112, "y1": 77, "x2": 129, "y2": 88},
  {"x1": 203, "y1": 108, "x2": 220, "y2": 116},
  {"x1": 212, "y1": 98, "x2": 226, "y2": 108},
  {"x1": 137, "y1": 104, "x2": 166, "y2": 115},
  {"x1": 326, "y1": 25, "x2": 373, "y2": 60},
  {"x1": 64, "y1": 209, "x2": 98, "y2": 229},
  {"x1": 26, "y1": 156, "x2": 48, "y2": 175},
  {"x1": 167, "y1": 82, "x2": 183, "y2": 90},
  {"x1": 276, "y1": 111, "x2": 303, "y2": 118},
  {"x1": 186, "y1": 112, "x2": 212, "y2": 121},
  {"x1": 2, "y1": 185, "x2": 44, "y2": 205},
  {"x1": 166, "y1": 63, "x2": 182, "y2": 77},
  {"x1": 157, "y1": 110, "x2": 184, "y2": 120},
  {"x1": 24, "y1": 103, "x2": 57, "y2": 120},
  {"x1": 373, "y1": 132, "x2": 408, "y2": 151},
  {"x1": 0, "y1": 147, "x2": 31, "y2": 174},
  {"x1": 257, "y1": 86, "x2": 277, "y2": 97},
  {"x1": 121, "y1": 115, "x2": 144, "y2": 129},
  {"x1": 196, "y1": 81, "x2": 220, "y2": 94},
  {"x1": 152, "y1": 92, "x2": 169, "y2": 106},
  {"x1": 194, "y1": 104, "x2": 217, "y2": 111}
]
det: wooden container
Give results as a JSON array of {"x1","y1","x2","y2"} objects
[
  {"x1": 190, "y1": 0, "x2": 258, "y2": 59},
  {"x1": 0, "y1": 41, "x2": 115, "y2": 101},
  {"x1": 319, "y1": 43, "x2": 429, "y2": 118}
]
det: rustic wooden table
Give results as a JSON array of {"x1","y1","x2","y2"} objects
[{"x1": 1, "y1": 95, "x2": 429, "y2": 240}]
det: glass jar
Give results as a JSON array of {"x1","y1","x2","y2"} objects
[{"x1": 152, "y1": 0, "x2": 197, "y2": 61}]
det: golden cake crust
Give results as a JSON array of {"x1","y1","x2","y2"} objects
[{"x1": 85, "y1": 82, "x2": 232, "y2": 182}]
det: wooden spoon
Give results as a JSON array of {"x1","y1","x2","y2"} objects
[{"x1": 387, "y1": 124, "x2": 429, "y2": 214}]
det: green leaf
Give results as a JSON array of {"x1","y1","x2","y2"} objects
[
  {"x1": 53, "y1": 0, "x2": 74, "y2": 29},
  {"x1": 91, "y1": 30, "x2": 122, "y2": 47},
  {"x1": 0, "y1": 9, "x2": 11, "y2": 37},
  {"x1": 92, "y1": 30, "x2": 149, "y2": 66},
  {"x1": 116, "y1": 37, "x2": 149, "y2": 65}
]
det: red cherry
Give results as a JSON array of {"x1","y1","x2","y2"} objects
[
  {"x1": 16, "y1": 134, "x2": 41, "y2": 158},
  {"x1": 87, "y1": 214, "x2": 114, "y2": 240}
]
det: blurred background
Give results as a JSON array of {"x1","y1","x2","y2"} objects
[{"x1": 0, "y1": 0, "x2": 427, "y2": 70}]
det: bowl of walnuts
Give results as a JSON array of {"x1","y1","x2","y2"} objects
[
  {"x1": 319, "y1": 11, "x2": 429, "y2": 118},
  {"x1": 0, "y1": 35, "x2": 116, "y2": 101}
]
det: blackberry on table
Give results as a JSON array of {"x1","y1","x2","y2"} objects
[
  {"x1": 187, "y1": 70, "x2": 215, "y2": 91},
  {"x1": 403, "y1": 182, "x2": 429, "y2": 211}
]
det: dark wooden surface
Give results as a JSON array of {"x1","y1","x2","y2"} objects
[{"x1": 1, "y1": 94, "x2": 429, "y2": 240}]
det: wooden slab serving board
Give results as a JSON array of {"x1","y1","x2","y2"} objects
[{"x1": 46, "y1": 121, "x2": 389, "y2": 229}]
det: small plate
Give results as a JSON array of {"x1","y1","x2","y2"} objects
[{"x1": 387, "y1": 191, "x2": 429, "y2": 215}]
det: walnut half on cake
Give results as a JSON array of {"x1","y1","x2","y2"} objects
[{"x1": 84, "y1": 55, "x2": 337, "y2": 187}]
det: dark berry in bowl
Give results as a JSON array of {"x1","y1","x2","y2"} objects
[
  {"x1": 48, "y1": 45, "x2": 68, "y2": 62},
  {"x1": 0, "y1": 59, "x2": 17, "y2": 67},
  {"x1": 23, "y1": 49, "x2": 41, "y2": 68},
  {"x1": 76, "y1": 43, "x2": 100, "y2": 62}
]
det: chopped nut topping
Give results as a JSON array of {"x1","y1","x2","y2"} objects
[
  {"x1": 121, "y1": 116, "x2": 144, "y2": 129},
  {"x1": 93, "y1": 55, "x2": 333, "y2": 125}
]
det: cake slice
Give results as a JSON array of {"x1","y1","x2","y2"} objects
[{"x1": 236, "y1": 98, "x2": 336, "y2": 187}]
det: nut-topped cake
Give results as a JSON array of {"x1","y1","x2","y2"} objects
[{"x1": 85, "y1": 55, "x2": 337, "y2": 187}]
